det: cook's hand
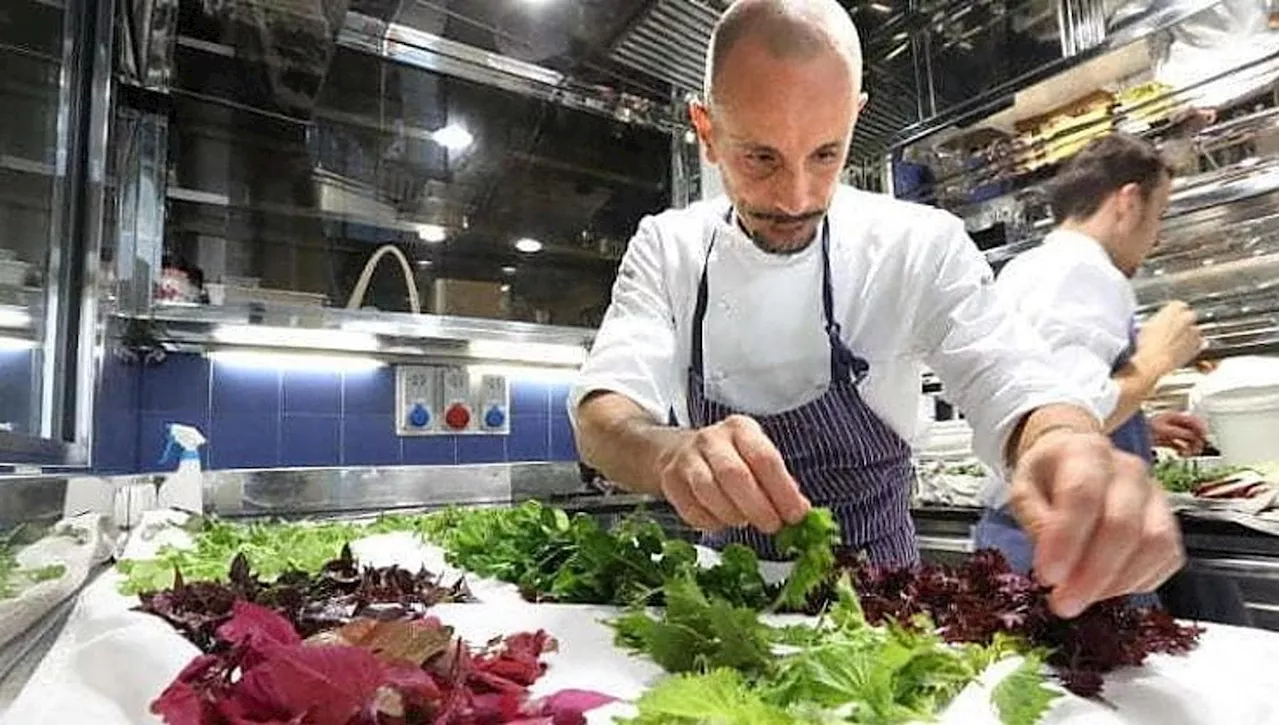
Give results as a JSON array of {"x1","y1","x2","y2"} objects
[
  {"x1": 1135, "y1": 301, "x2": 1203, "y2": 375},
  {"x1": 656, "y1": 414, "x2": 810, "y2": 533},
  {"x1": 1150, "y1": 411, "x2": 1209, "y2": 457},
  {"x1": 1009, "y1": 431, "x2": 1184, "y2": 618}
]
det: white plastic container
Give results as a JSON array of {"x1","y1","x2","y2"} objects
[
  {"x1": 1199, "y1": 386, "x2": 1279, "y2": 467},
  {"x1": 1190, "y1": 356, "x2": 1279, "y2": 467}
]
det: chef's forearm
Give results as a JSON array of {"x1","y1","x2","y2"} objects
[
  {"x1": 573, "y1": 391, "x2": 684, "y2": 496},
  {"x1": 1006, "y1": 403, "x2": 1103, "y2": 467},
  {"x1": 1102, "y1": 357, "x2": 1164, "y2": 433}
]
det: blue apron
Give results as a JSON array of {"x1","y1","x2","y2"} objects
[{"x1": 690, "y1": 210, "x2": 918, "y2": 565}]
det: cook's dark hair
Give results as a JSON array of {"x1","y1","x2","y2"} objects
[{"x1": 1046, "y1": 133, "x2": 1173, "y2": 223}]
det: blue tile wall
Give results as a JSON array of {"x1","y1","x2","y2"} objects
[
  {"x1": 91, "y1": 352, "x2": 142, "y2": 474},
  {"x1": 92, "y1": 351, "x2": 583, "y2": 472}
]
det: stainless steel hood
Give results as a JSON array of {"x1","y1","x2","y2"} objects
[{"x1": 606, "y1": 0, "x2": 720, "y2": 96}]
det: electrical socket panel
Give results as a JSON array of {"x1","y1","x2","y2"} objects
[{"x1": 395, "y1": 365, "x2": 509, "y2": 436}]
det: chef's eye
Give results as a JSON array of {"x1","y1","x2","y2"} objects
[
  {"x1": 813, "y1": 149, "x2": 840, "y2": 164},
  {"x1": 743, "y1": 151, "x2": 778, "y2": 169}
]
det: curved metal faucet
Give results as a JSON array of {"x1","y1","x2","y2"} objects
[{"x1": 345, "y1": 244, "x2": 422, "y2": 314}]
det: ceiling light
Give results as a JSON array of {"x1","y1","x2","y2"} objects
[
  {"x1": 208, "y1": 350, "x2": 385, "y2": 372},
  {"x1": 432, "y1": 124, "x2": 473, "y2": 151},
  {"x1": 500, "y1": 283, "x2": 511, "y2": 293},
  {"x1": 468, "y1": 339, "x2": 587, "y2": 366},
  {"x1": 514, "y1": 238, "x2": 543, "y2": 253},
  {"x1": 0, "y1": 336, "x2": 36, "y2": 351},
  {"x1": 0, "y1": 308, "x2": 31, "y2": 329},
  {"x1": 869, "y1": 2, "x2": 893, "y2": 13},
  {"x1": 212, "y1": 325, "x2": 379, "y2": 352},
  {"x1": 414, "y1": 224, "x2": 447, "y2": 243},
  {"x1": 416, "y1": 259, "x2": 433, "y2": 267},
  {"x1": 501, "y1": 265, "x2": 517, "y2": 275}
]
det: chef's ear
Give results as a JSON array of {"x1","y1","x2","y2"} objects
[{"x1": 689, "y1": 100, "x2": 719, "y2": 164}]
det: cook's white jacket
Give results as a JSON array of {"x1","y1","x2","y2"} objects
[{"x1": 570, "y1": 185, "x2": 1089, "y2": 474}]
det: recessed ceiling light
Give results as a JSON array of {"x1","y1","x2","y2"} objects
[
  {"x1": 501, "y1": 265, "x2": 517, "y2": 275},
  {"x1": 514, "y1": 238, "x2": 543, "y2": 253},
  {"x1": 432, "y1": 124, "x2": 473, "y2": 151},
  {"x1": 416, "y1": 259, "x2": 433, "y2": 267},
  {"x1": 414, "y1": 224, "x2": 447, "y2": 243}
]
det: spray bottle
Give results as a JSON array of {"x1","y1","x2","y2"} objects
[{"x1": 158, "y1": 423, "x2": 207, "y2": 514}]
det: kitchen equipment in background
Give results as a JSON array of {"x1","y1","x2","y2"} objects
[
  {"x1": 0, "y1": 252, "x2": 31, "y2": 288},
  {"x1": 396, "y1": 365, "x2": 441, "y2": 435},
  {"x1": 441, "y1": 367, "x2": 473, "y2": 433},
  {"x1": 1191, "y1": 356, "x2": 1280, "y2": 466},
  {"x1": 394, "y1": 364, "x2": 508, "y2": 436},
  {"x1": 433, "y1": 278, "x2": 505, "y2": 319},
  {"x1": 348, "y1": 244, "x2": 421, "y2": 314},
  {"x1": 478, "y1": 374, "x2": 510, "y2": 434},
  {"x1": 216, "y1": 284, "x2": 329, "y2": 309},
  {"x1": 917, "y1": 419, "x2": 976, "y2": 459}
]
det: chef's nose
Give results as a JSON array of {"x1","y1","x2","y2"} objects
[{"x1": 771, "y1": 166, "x2": 811, "y2": 216}]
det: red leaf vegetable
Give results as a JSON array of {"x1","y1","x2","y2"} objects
[
  {"x1": 137, "y1": 550, "x2": 473, "y2": 652},
  {"x1": 151, "y1": 599, "x2": 613, "y2": 725},
  {"x1": 821, "y1": 548, "x2": 1203, "y2": 698}
]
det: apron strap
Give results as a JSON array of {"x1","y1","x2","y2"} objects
[
  {"x1": 690, "y1": 225, "x2": 718, "y2": 378},
  {"x1": 819, "y1": 225, "x2": 869, "y2": 383}
]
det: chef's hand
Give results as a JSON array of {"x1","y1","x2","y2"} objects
[
  {"x1": 1150, "y1": 411, "x2": 1209, "y2": 457},
  {"x1": 1009, "y1": 430, "x2": 1184, "y2": 618},
  {"x1": 1134, "y1": 301, "x2": 1203, "y2": 375},
  {"x1": 655, "y1": 414, "x2": 810, "y2": 533}
]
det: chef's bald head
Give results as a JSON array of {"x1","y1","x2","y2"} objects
[{"x1": 704, "y1": 0, "x2": 864, "y2": 109}]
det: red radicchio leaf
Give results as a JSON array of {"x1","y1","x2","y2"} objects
[
  {"x1": 381, "y1": 663, "x2": 442, "y2": 709},
  {"x1": 216, "y1": 601, "x2": 301, "y2": 654},
  {"x1": 231, "y1": 644, "x2": 385, "y2": 725},
  {"x1": 536, "y1": 689, "x2": 618, "y2": 725},
  {"x1": 152, "y1": 654, "x2": 230, "y2": 725},
  {"x1": 150, "y1": 681, "x2": 211, "y2": 725}
]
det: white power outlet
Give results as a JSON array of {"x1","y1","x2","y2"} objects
[{"x1": 395, "y1": 365, "x2": 440, "y2": 436}]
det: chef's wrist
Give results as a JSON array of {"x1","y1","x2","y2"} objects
[
  {"x1": 1008, "y1": 404, "x2": 1102, "y2": 466},
  {"x1": 1128, "y1": 349, "x2": 1172, "y2": 392}
]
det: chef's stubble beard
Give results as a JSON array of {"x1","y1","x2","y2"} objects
[{"x1": 739, "y1": 212, "x2": 826, "y2": 255}]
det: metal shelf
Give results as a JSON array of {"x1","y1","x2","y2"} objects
[
  {"x1": 115, "y1": 301, "x2": 596, "y2": 359},
  {"x1": 0, "y1": 155, "x2": 56, "y2": 178}
]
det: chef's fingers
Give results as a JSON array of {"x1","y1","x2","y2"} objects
[
  {"x1": 1049, "y1": 454, "x2": 1150, "y2": 618},
  {"x1": 1026, "y1": 436, "x2": 1110, "y2": 588},
  {"x1": 679, "y1": 452, "x2": 749, "y2": 529},
  {"x1": 724, "y1": 415, "x2": 810, "y2": 524},
  {"x1": 697, "y1": 432, "x2": 781, "y2": 533},
  {"x1": 1168, "y1": 412, "x2": 1209, "y2": 439},
  {"x1": 660, "y1": 474, "x2": 724, "y2": 532},
  {"x1": 1107, "y1": 495, "x2": 1185, "y2": 599}
]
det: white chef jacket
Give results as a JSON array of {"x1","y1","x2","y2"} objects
[
  {"x1": 569, "y1": 185, "x2": 1087, "y2": 474},
  {"x1": 979, "y1": 228, "x2": 1134, "y2": 507}
]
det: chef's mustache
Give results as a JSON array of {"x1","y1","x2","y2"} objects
[{"x1": 742, "y1": 208, "x2": 826, "y2": 225}]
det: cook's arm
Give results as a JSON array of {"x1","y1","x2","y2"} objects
[
  {"x1": 1005, "y1": 257, "x2": 1144, "y2": 435},
  {"x1": 569, "y1": 217, "x2": 681, "y2": 495},
  {"x1": 912, "y1": 218, "x2": 1098, "y2": 472}
]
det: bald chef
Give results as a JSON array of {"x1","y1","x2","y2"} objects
[{"x1": 568, "y1": 0, "x2": 1184, "y2": 619}]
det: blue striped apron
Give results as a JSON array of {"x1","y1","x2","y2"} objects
[
  {"x1": 975, "y1": 328, "x2": 1160, "y2": 606},
  {"x1": 690, "y1": 211, "x2": 918, "y2": 565}
]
